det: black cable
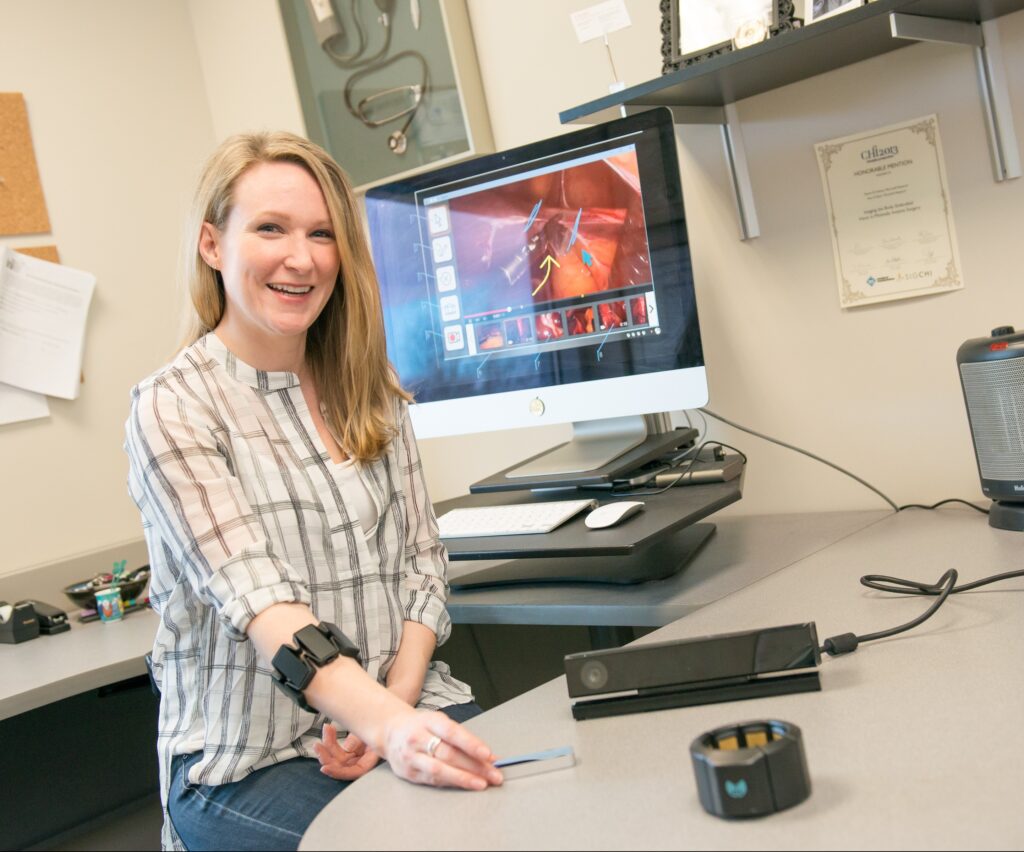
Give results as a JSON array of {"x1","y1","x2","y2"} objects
[
  {"x1": 707, "y1": 441, "x2": 747, "y2": 463},
  {"x1": 701, "y1": 409, "x2": 990, "y2": 517},
  {"x1": 323, "y1": 0, "x2": 368, "y2": 64},
  {"x1": 897, "y1": 498, "x2": 990, "y2": 515},
  {"x1": 324, "y1": 0, "x2": 394, "y2": 68},
  {"x1": 700, "y1": 407, "x2": 900, "y2": 511},
  {"x1": 682, "y1": 408, "x2": 708, "y2": 444},
  {"x1": 598, "y1": 440, "x2": 747, "y2": 498},
  {"x1": 587, "y1": 410, "x2": 1010, "y2": 657},
  {"x1": 861, "y1": 567, "x2": 1024, "y2": 596},
  {"x1": 820, "y1": 566, "x2": 1024, "y2": 656}
]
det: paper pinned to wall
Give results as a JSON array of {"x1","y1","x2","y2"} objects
[
  {"x1": 12, "y1": 244, "x2": 85, "y2": 386},
  {"x1": 0, "y1": 245, "x2": 96, "y2": 399},
  {"x1": 0, "y1": 381, "x2": 49, "y2": 426},
  {"x1": 0, "y1": 93, "x2": 52, "y2": 236},
  {"x1": 0, "y1": 246, "x2": 57, "y2": 425},
  {"x1": 570, "y1": 0, "x2": 631, "y2": 43}
]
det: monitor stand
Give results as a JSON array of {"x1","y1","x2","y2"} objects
[{"x1": 470, "y1": 414, "x2": 696, "y2": 494}]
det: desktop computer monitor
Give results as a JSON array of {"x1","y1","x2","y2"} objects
[{"x1": 365, "y1": 107, "x2": 707, "y2": 484}]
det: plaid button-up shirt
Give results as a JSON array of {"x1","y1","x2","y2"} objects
[{"x1": 125, "y1": 333, "x2": 471, "y2": 850}]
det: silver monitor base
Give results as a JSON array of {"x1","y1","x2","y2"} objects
[{"x1": 505, "y1": 415, "x2": 663, "y2": 478}]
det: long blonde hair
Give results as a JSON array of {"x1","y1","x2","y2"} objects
[{"x1": 180, "y1": 131, "x2": 410, "y2": 460}]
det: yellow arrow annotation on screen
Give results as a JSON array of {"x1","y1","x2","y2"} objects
[{"x1": 532, "y1": 255, "x2": 560, "y2": 296}]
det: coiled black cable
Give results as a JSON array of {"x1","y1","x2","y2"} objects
[{"x1": 821, "y1": 567, "x2": 1024, "y2": 656}]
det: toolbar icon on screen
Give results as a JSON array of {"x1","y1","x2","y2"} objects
[{"x1": 436, "y1": 265, "x2": 457, "y2": 292}]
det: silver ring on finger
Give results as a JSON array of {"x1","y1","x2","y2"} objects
[{"x1": 425, "y1": 735, "x2": 442, "y2": 758}]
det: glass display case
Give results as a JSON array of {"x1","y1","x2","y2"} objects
[{"x1": 279, "y1": 0, "x2": 493, "y2": 191}]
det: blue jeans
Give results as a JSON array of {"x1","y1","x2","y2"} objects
[{"x1": 168, "y1": 702, "x2": 482, "y2": 851}]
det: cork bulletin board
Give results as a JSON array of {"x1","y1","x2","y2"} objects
[
  {"x1": 13, "y1": 244, "x2": 59, "y2": 263},
  {"x1": 0, "y1": 93, "x2": 51, "y2": 235}
]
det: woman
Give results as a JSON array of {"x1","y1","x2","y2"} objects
[{"x1": 125, "y1": 131, "x2": 501, "y2": 851}]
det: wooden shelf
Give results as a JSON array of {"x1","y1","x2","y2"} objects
[{"x1": 560, "y1": 0, "x2": 1024, "y2": 124}]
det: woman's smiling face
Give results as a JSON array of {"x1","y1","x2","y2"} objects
[{"x1": 201, "y1": 160, "x2": 341, "y2": 353}]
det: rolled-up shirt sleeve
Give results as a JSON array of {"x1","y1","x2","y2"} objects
[
  {"x1": 393, "y1": 401, "x2": 452, "y2": 644},
  {"x1": 125, "y1": 379, "x2": 310, "y2": 640}
]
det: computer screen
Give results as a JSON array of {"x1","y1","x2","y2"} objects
[{"x1": 365, "y1": 107, "x2": 707, "y2": 449}]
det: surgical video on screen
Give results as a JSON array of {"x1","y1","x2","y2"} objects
[{"x1": 421, "y1": 144, "x2": 661, "y2": 363}]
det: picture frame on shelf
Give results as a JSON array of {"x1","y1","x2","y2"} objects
[
  {"x1": 805, "y1": 0, "x2": 865, "y2": 24},
  {"x1": 660, "y1": 0, "x2": 801, "y2": 74}
]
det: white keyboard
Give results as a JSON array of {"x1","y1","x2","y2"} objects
[{"x1": 437, "y1": 499, "x2": 597, "y2": 539}]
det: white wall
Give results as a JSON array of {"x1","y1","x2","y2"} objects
[
  {"x1": 0, "y1": 0, "x2": 217, "y2": 576},
  {"x1": 3, "y1": 1, "x2": 1022, "y2": 579},
  {"x1": 186, "y1": 0, "x2": 307, "y2": 141}
]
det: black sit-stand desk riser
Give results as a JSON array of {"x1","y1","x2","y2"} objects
[{"x1": 440, "y1": 476, "x2": 743, "y2": 589}]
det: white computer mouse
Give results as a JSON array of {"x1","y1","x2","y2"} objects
[{"x1": 585, "y1": 501, "x2": 645, "y2": 529}]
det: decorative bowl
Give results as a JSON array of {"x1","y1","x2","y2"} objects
[{"x1": 63, "y1": 566, "x2": 150, "y2": 612}]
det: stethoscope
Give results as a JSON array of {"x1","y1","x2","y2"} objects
[
  {"x1": 344, "y1": 51, "x2": 429, "y2": 154},
  {"x1": 321, "y1": 0, "x2": 429, "y2": 156}
]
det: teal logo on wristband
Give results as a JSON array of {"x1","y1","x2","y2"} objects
[{"x1": 724, "y1": 779, "x2": 748, "y2": 799}]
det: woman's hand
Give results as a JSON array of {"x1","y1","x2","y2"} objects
[
  {"x1": 317, "y1": 713, "x2": 502, "y2": 791},
  {"x1": 315, "y1": 724, "x2": 380, "y2": 781},
  {"x1": 382, "y1": 710, "x2": 502, "y2": 791}
]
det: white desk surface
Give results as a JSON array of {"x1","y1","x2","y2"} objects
[
  {"x1": 302, "y1": 509, "x2": 1024, "y2": 851},
  {"x1": 0, "y1": 608, "x2": 159, "y2": 721}
]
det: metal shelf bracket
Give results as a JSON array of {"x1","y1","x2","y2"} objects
[
  {"x1": 624, "y1": 103, "x2": 761, "y2": 241},
  {"x1": 890, "y1": 12, "x2": 1021, "y2": 181},
  {"x1": 721, "y1": 103, "x2": 761, "y2": 241}
]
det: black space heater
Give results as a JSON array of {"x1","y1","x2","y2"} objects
[{"x1": 957, "y1": 325, "x2": 1024, "y2": 531}]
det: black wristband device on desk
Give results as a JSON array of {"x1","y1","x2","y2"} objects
[{"x1": 271, "y1": 622, "x2": 361, "y2": 713}]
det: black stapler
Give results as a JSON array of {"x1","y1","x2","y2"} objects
[{"x1": 20, "y1": 600, "x2": 71, "y2": 635}]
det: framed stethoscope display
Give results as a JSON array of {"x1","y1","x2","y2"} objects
[{"x1": 279, "y1": 0, "x2": 493, "y2": 191}]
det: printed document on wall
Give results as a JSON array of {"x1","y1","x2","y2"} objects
[
  {"x1": 0, "y1": 246, "x2": 96, "y2": 399},
  {"x1": 815, "y1": 115, "x2": 963, "y2": 309}
]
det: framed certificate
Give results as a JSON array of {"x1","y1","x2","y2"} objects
[{"x1": 815, "y1": 115, "x2": 964, "y2": 308}]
